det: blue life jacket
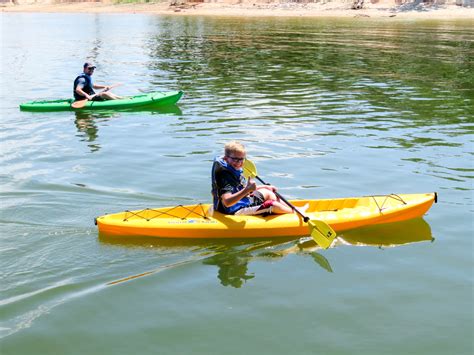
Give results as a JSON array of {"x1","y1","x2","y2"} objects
[
  {"x1": 73, "y1": 73, "x2": 95, "y2": 100},
  {"x1": 211, "y1": 157, "x2": 251, "y2": 214}
]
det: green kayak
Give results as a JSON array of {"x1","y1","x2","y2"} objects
[{"x1": 20, "y1": 91, "x2": 183, "y2": 112}]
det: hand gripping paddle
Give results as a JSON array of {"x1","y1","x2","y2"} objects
[{"x1": 71, "y1": 83, "x2": 122, "y2": 109}]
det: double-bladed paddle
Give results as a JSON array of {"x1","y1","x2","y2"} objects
[
  {"x1": 243, "y1": 159, "x2": 336, "y2": 249},
  {"x1": 71, "y1": 83, "x2": 122, "y2": 109}
]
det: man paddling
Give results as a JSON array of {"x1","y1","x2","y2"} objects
[
  {"x1": 211, "y1": 141, "x2": 308, "y2": 215},
  {"x1": 73, "y1": 62, "x2": 122, "y2": 102}
]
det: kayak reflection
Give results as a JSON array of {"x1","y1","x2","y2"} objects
[
  {"x1": 99, "y1": 218, "x2": 433, "y2": 288},
  {"x1": 73, "y1": 104, "x2": 183, "y2": 152},
  {"x1": 337, "y1": 218, "x2": 433, "y2": 248},
  {"x1": 74, "y1": 111, "x2": 115, "y2": 153}
]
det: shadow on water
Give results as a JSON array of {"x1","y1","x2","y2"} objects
[
  {"x1": 99, "y1": 218, "x2": 433, "y2": 288},
  {"x1": 73, "y1": 104, "x2": 183, "y2": 152}
]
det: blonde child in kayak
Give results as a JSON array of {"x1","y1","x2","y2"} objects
[{"x1": 211, "y1": 141, "x2": 306, "y2": 216}]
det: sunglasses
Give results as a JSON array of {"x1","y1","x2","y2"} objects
[
  {"x1": 227, "y1": 156, "x2": 245, "y2": 162},
  {"x1": 86, "y1": 67, "x2": 95, "y2": 71}
]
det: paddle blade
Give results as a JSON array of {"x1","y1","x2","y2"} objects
[
  {"x1": 71, "y1": 99, "x2": 88, "y2": 109},
  {"x1": 308, "y1": 220, "x2": 337, "y2": 249},
  {"x1": 243, "y1": 159, "x2": 258, "y2": 179}
]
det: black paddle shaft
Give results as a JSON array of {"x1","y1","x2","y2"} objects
[{"x1": 253, "y1": 175, "x2": 310, "y2": 223}]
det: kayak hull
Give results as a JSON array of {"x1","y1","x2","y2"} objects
[
  {"x1": 96, "y1": 193, "x2": 436, "y2": 239},
  {"x1": 19, "y1": 91, "x2": 183, "y2": 112}
]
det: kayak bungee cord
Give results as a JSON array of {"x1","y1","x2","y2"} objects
[
  {"x1": 371, "y1": 194, "x2": 407, "y2": 213},
  {"x1": 120, "y1": 194, "x2": 411, "y2": 222},
  {"x1": 122, "y1": 204, "x2": 210, "y2": 222}
]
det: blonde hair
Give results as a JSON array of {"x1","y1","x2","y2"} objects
[{"x1": 224, "y1": 141, "x2": 246, "y2": 157}]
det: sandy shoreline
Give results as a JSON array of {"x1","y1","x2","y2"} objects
[{"x1": 1, "y1": 1, "x2": 474, "y2": 19}]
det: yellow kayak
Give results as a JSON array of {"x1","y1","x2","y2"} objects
[{"x1": 95, "y1": 193, "x2": 436, "y2": 239}]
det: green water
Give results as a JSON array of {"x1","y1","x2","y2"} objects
[{"x1": 1, "y1": 13, "x2": 473, "y2": 354}]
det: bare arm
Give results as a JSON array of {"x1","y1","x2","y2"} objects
[
  {"x1": 75, "y1": 86, "x2": 95, "y2": 100},
  {"x1": 221, "y1": 179, "x2": 257, "y2": 208},
  {"x1": 93, "y1": 83, "x2": 110, "y2": 90}
]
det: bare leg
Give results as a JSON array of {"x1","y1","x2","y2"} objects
[
  {"x1": 258, "y1": 189, "x2": 279, "y2": 202},
  {"x1": 258, "y1": 189, "x2": 293, "y2": 214},
  {"x1": 97, "y1": 91, "x2": 123, "y2": 100},
  {"x1": 258, "y1": 189, "x2": 309, "y2": 215},
  {"x1": 271, "y1": 201, "x2": 294, "y2": 214}
]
